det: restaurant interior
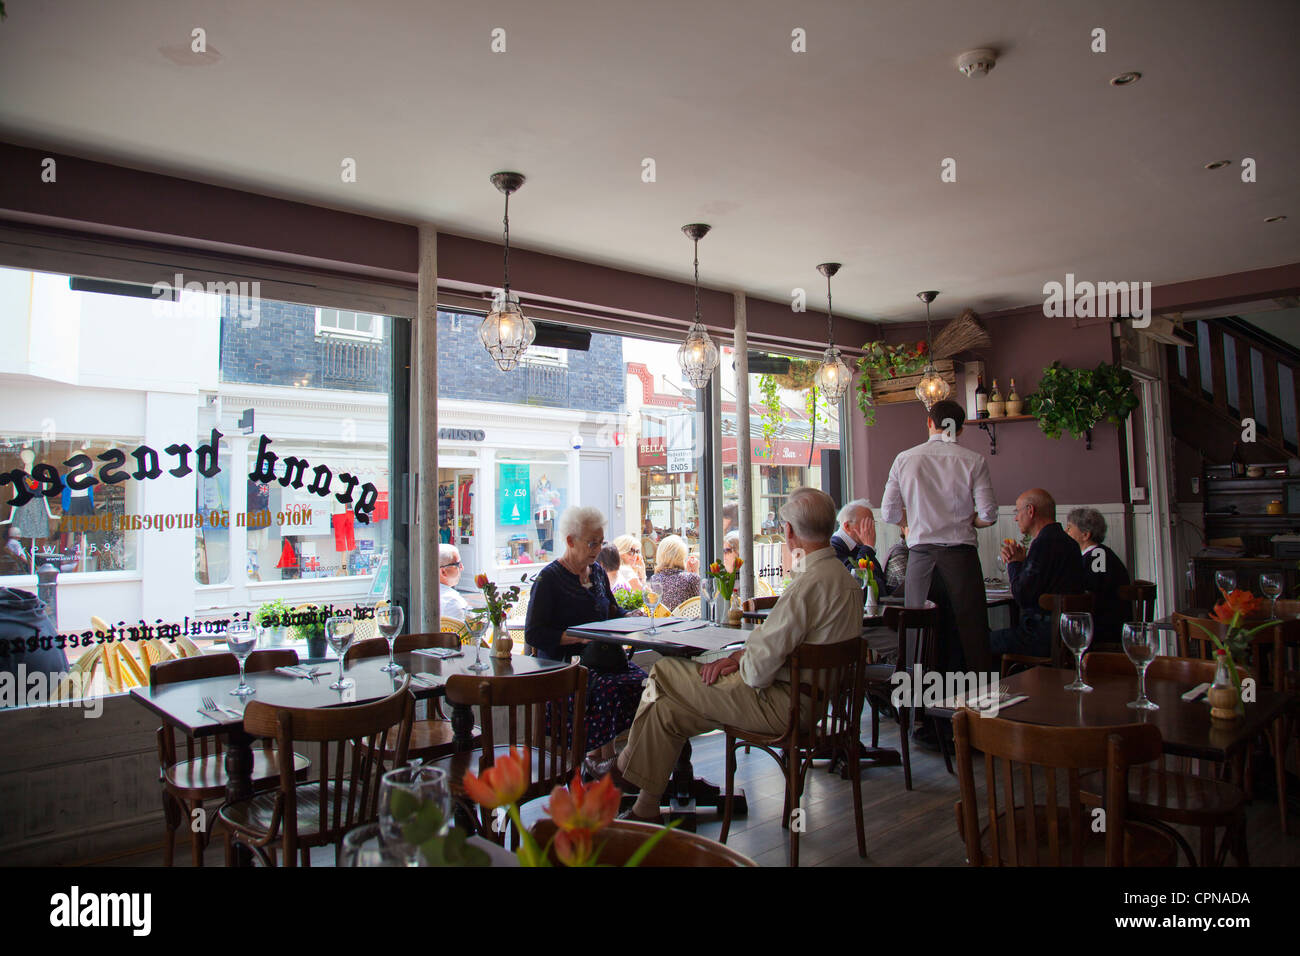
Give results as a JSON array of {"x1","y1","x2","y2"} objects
[{"x1": 0, "y1": 0, "x2": 1298, "y2": 898}]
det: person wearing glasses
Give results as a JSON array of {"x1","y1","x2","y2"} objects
[
  {"x1": 525, "y1": 507, "x2": 649, "y2": 777},
  {"x1": 831, "y1": 499, "x2": 885, "y2": 586},
  {"x1": 611, "y1": 534, "x2": 646, "y2": 591},
  {"x1": 438, "y1": 544, "x2": 469, "y2": 621},
  {"x1": 722, "y1": 531, "x2": 740, "y2": 573},
  {"x1": 991, "y1": 489, "x2": 1087, "y2": 658}
]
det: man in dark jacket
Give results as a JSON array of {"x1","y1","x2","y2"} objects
[
  {"x1": 0, "y1": 586, "x2": 69, "y2": 691},
  {"x1": 831, "y1": 499, "x2": 885, "y2": 586},
  {"x1": 990, "y1": 488, "x2": 1086, "y2": 658}
]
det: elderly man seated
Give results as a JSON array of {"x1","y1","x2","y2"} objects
[
  {"x1": 990, "y1": 488, "x2": 1086, "y2": 658},
  {"x1": 831, "y1": 498, "x2": 885, "y2": 585},
  {"x1": 614, "y1": 487, "x2": 865, "y2": 821},
  {"x1": 438, "y1": 543, "x2": 470, "y2": 621}
]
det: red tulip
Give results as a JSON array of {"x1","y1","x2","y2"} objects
[
  {"x1": 462, "y1": 747, "x2": 530, "y2": 809},
  {"x1": 474, "y1": 573, "x2": 489, "y2": 589},
  {"x1": 709, "y1": 562, "x2": 721, "y2": 574},
  {"x1": 857, "y1": 557, "x2": 869, "y2": 569},
  {"x1": 554, "y1": 827, "x2": 595, "y2": 866},
  {"x1": 735, "y1": 557, "x2": 743, "y2": 568},
  {"x1": 545, "y1": 772, "x2": 619, "y2": 835}
]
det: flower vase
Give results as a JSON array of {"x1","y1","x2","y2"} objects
[
  {"x1": 714, "y1": 593, "x2": 729, "y2": 624},
  {"x1": 490, "y1": 619, "x2": 513, "y2": 659},
  {"x1": 726, "y1": 593, "x2": 743, "y2": 626}
]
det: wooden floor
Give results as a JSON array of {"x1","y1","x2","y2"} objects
[{"x1": 105, "y1": 713, "x2": 1300, "y2": 867}]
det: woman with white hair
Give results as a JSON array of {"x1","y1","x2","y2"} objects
[
  {"x1": 646, "y1": 534, "x2": 700, "y2": 612},
  {"x1": 524, "y1": 505, "x2": 649, "y2": 776}
]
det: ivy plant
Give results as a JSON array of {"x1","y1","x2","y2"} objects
[
  {"x1": 854, "y1": 340, "x2": 930, "y2": 426},
  {"x1": 1026, "y1": 361, "x2": 1139, "y2": 440}
]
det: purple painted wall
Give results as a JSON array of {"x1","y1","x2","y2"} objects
[{"x1": 851, "y1": 309, "x2": 1124, "y2": 507}]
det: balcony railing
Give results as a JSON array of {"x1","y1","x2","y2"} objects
[
  {"x1": 319, "y1": 335, "x2": 387, "y2": 390},
  {"x1": 524, "y1": 360, "x2": 568, "y2": 406}
]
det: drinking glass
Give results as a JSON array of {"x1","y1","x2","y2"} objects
[
  {"x1": 226, "y1": 621, "x2": 258, "y2": 696},
  {"x1": 644, "y1": 586, "x2": 662, "y2": 633},
  {"x1": 379, "y1": 765, "x2": 453, "y2": 866},
  {"x1": 1059, "y1": 611, "x2": 1093, "y2": 692},
  {"x1": 376, "y1": 604, "x2": 405, "y2": 673},
  {"x1": 1214, "y1": 569, "x2": 1237, "y2": 597},
  {"x1": 465, "y1": 610, "x2": 490, "y2": 672},
  {"x1": 326, "y1": 615, "x2": 356, "y2": 689},
  {"x1": 1260, "y1": 572, "x2": 1283, "y2": 618},
  {"x1": 1122, "y1": 622, "x2": 1159, "y2": 711},
  {"x1": 340, "y1": 822, "x2": 397, "y2": 867}
]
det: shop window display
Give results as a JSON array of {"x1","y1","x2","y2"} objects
[{"x1": 495, "y1": 458, "x2": 567, "y2": 566}]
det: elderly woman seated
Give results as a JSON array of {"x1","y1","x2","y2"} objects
[
  {"x1": 610, "y1": 533, "x2": 646, "y2": 591},
  {"x1": 646, "y1": 534, "x2": 700, "y2": 613},
  {"x1": 1064, "y1": 506, "x2": 1131, "y2": 647},
  {"x1": 525, "y1": 506, "x2": 649, "y2": 777}
]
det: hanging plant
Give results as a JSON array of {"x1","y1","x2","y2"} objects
[
  {"x1": 757, "y1": 373, "x2": 782, "y2": 447},
  {"x1": 855, "y1": 340, "x2": 929, "y2": 426},
  {"x1": 1026, "y1": 361, "x2": 1139, "y2": 440},
  {"x1": 769, "y1": 357, "x2": 820, "y2": 391}
]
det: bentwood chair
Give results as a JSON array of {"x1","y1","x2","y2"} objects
[
  {"x1": 532, "y1": 819, "x2": 756, "y2": 867},
  {"x1": 348, "y1": 633, "x2": 483, "y2": 762},
  {"x1": 1082, "y1": 653, "x2": 1248, "y2": 865},
  {"x1": 999, "y1": 592, "x2": 1095, "y2": 677},
  {"x1": 742, "y1": 596, "x2": 778, "y2": 612},
  {"x1": 672, "y1": 596, "x2": 702, "y2": 619},
  {"x1": 952, "y1": 710, "x2": 1178, "y2": 866},
  {"x1": 430, "y1": 663, "x2": 588, "y2": 844},
  {"x1": 441, "y1": 616, "x2": 471, "y2": 645},
  {"x1": 219, "y1": 681, "x2": 415, "y2": 867},
  {"x1": 719, "y1": 636, "x2": 869, "y2": 867},
  {"x1": 864, "y1": 605, "x2": 952, "y2": 789},
  {"x1": 152, "y1": 649, "x2": 310, "y2": 866}
]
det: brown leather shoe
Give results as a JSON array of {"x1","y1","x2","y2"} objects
[{"x1": 618, "y1": 807, "x2": 666, "y2": 825}]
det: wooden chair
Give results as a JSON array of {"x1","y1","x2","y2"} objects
[
  {"x1": 742, "y1": 596, "x2": 778, "y2": 612},
  {"x1": 219, "y1": 681, "x2": 415, "y2": 867},
  {"x1": 441, "y1": 616, "x2": 471, "y2": 645},
  {"x1": 532, "y1": 819, "x2": 756, "y2": 867},
  {"x1": 863, "y1": 605, "x2": 952, "y2": 789},
  {"x1": 152, "y1": 649, "x2": 310, "y2": 866},
  {"x1": 1000, "y1": 592, "x2": 1095, "y2": 677},
  {"x1": 429, "y1": 663, "x2": 588, "y2": 843},
  {"x1": 1117, "y1": 580, "x2": 1157, "y2": 623},
  {"x1": 348, "y1": 633, "x2": 483, "y2": 762},
  {"x1": 952, "y1": 710, "x2": 1178, "y2": 866},
  {"x1": 719, "y1": 635, "x2": 869, "y2": 867},
  {"x1": 1082, "y1": 653, "x2": 1248, "y2": 865},
  {"x1": 672, "y1": 596, "x2": 701, "y2": 619}
]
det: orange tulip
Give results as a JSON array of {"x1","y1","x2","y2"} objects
[
  {"x1": 857, "y1": 557, "x2": 869, "y2": 569},
  {"x1": 709, "y1": 562, "x2": 721, "y2": 574},
  {"x1": 545, "y1": 772, "x2": 619, "y2": 834},
  {"x1": 474, "y1": 573, "x2": 489, "y2": 589},
  {"x1": 461, "y1": 747, "x2": 530, "y2": 809},
  {"x1": 735, "y1": 557, "x2": 743, "y2": 568},
  {"x1": 1211, "y1": 589, "x2": 1262, "y2": 624},
  {"x1": 554, "y1": 828, "x2": 595, "y2": 867}
]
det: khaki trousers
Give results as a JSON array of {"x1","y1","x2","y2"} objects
[{"x1": 619, "y1": 657, "x2": 790, "y2": 796}]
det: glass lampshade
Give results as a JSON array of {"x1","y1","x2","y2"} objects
[
  {"x1": 914, "y1": 364, "x2": 950, "y2": 410},
  {"x1": 678, "y1": 322, "x2": 719, "y2": 389},
  {"x1": 814, "y1": 345, "x2": 852, "y2": 403},
  {"x1": 479, "y1": 292, "x2": 536, "y2": 372}
]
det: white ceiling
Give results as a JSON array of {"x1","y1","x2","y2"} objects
[{"x1": 1, "y1": 0, "x2": 1298, "y2": 326}]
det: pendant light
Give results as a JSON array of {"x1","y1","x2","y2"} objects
[
  {"x1": 479, "y1": 172, "x2": 536, "y2": 371},
  {"x1": 914, "y1": 290, "x2": 950, "y2": 409},
  {"x1": 813, "y1": 262, "x2": 851, "y2": 403},
  {"x1": 677, "y1": 223, "x2": 719, "y2": 390}
]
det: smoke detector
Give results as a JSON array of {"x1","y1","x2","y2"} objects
[{"x1": 956, "y1": 49, "x2": 997, "y2": 78}]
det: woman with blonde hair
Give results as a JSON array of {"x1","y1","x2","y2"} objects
[
  {"x1": 611, "y1": 533, "x2": 645, "y2": 591},
  {"x1": 645, "y1": 534, "x2": 700, "y2": 612}
]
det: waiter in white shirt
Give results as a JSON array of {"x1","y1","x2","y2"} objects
[{"x1": 880, "y1": 399, "x2": 997, "y2": 673}]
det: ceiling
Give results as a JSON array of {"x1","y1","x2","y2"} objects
[{"x1": 1, "y1": 0, "x2": 1298, "y2": 325}]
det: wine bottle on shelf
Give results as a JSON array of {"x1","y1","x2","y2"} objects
[
  {"x1": 975, "y1": 374, "x2": 989, "y2": 419},
  {"x1": 1230, "y1": 441, "x2": 1247, "y2": 478},
  {"x1": 988, "y1": 379, "x2": 1005, "y2": 418},
  {"x1": 1006, "y1": 377, "x2": 1022, "y2": 416}
]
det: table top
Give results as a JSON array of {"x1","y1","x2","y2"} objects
[
  {"x1": 954, "y1": 666, "x2": 1293, "y2": 761},
  {"x1": 130, "y1": 652, "x2": 567, "y2": 737},
  {"x1": 565, "y1": 621, "x2": 747, "y2": 656}
]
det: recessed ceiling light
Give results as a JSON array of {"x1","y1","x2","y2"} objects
[
  {"x1": 1110, "y1": 71, "x2": 1142, "y2": 86},
  {"x1": 1204, "y1": 160, "x2": 1231, "y2": 170},
  {"x1": 1265, "y1": 215, "x2": 1288, "y2": 223}
]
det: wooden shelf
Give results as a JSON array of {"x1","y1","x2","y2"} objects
[{"x1": 961, "y1": 415, "x2": 1074, "y2": 456}]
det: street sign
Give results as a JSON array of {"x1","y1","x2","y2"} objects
[
  {"x1": 666, "y1": 414, "x2": 693, "y2": 474},
  {"x1": 666, "y1": 448, "x2": 693, "y2": 474}
]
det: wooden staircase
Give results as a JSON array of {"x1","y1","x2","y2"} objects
[{"x1": 1167, "y1": 318, "x2": 1300, "y2": 464}]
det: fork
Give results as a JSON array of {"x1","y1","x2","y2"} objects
[{"x1": 202, "y1": 695, "x2": 241, "y2": 719}]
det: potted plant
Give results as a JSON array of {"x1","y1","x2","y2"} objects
[
  {"x1": 253, "y1": 598, "x2": 291, "y2": 645},
  {"x1": 706, "y1": 556, "x2": 744, "y2": 624},
  {"x1": 1188, "y1": 589, "x2": 1271, "y2": 716},
  {"x1": 290, "y1": 603, "x2": 328, "y2": 658},
  {"x1": 473, "y1": 573, "x2": 523, "y2": 658},
  {"x1": 1026, "y1": 361, "x2": 1139, "y2": 441},
  {"x1": 855, "y1": 341, "x2": 931, "y2": 426}
]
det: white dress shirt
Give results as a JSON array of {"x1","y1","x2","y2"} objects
[
  {"x1": 739, "y1": 547, "x2": 865, "y2": 690},
  {"x1": 880, "y1": 433, "x2": 997, "y2": 548},
  {"x1": 439, "y1": 583, "x2": 469, "y2": 620}
]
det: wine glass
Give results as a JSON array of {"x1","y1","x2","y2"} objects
[
  {"x1": 1122, "y1": 622, "x2": 1160, "y2": 711},
  {"x1": 379, "y1": 765, "x2": 452, "y2": 867},
  {"x1": 226, "y1": 621, "x2": 258, "y2": 696},
  {"x1": 340, "y1": 822, "x2": 396, "y2": 867},
  {"x1": 1059, "y1": 611, "x2": 1094, "y2": 692},
  {"x1": 1214, "y1": 569, "x2": 1237, "y2": 598},
  {"x1": 326, "y1": 615, "x2": 356, "y2": 689},
  {"x1": 1260, "y1": 572, "x2": 1283, "y2": 618},
  {"x1": 643, "y1": 586, "x2": 662, "y2": 634},
  {"x1": 464, "y1": 610, "x2": 490, "y2": 672},
  {"x1": 376, "y1": 604, "x2": 405, "y2": 673}
]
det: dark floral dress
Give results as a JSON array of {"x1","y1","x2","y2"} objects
[
  {"x1": 647, "y1": 567, "x2": 700, "y2": 615},
  {"x1": 524, "y1": 559, "x2": 648, "y2": 751}
]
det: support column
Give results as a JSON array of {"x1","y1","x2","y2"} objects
[
  {"x1": 733, "y1": 292, "x2": 754, "y2": 601},
  {"x1": 416, "y1": 225, "x2": 440, "y2": 631}
]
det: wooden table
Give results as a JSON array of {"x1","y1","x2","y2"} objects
[
  {"x1": 565, "y1": 619, "x2": 749, "y2": 829},
  {"x1": 130, "y1": 651, "x2": 566, "y2": 865}
]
